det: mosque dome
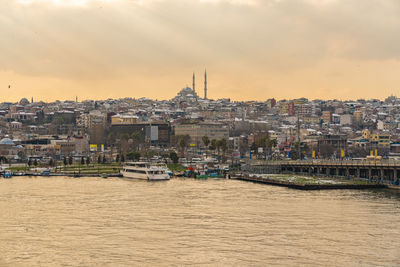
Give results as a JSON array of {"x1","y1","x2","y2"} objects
[
  {"x1": 19, "y1": 98, "x2": 30, "y2": 105},
  {"x1": 0, "y1": 138, "x2": 15, "y2": 145}
]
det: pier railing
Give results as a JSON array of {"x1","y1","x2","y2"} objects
[{"x1": 248, "y1": 159, "x2": 400, "y2": 168}]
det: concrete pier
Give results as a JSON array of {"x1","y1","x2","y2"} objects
[
  {"x1": 233, "y1": 175, "x2": 386, "y2": 190},
  {"x1": 245, "y1": 160, "x2": 400, "y2": 185}
]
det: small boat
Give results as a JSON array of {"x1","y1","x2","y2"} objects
[
  {"x1": 3, "y1": 170, "x2": 13, "y2": 178},
  {"x1": 101, "y1": 174, "x2": 109, "y2": 179}
]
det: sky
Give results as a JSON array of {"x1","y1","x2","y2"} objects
[{"x1": 1, "y1": 0, "x2": 400, "y2": 102}]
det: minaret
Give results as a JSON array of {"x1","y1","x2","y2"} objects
[
  {"x1": 204, "y1": 69, "x2": 207, "y2": 99},
  {"x1": 192, "y1": 72, "x2": 195, "y2": 93}
]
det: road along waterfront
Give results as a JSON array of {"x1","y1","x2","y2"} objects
[{"x1": 0, "y1": 176, "x2": 399, "y2": 266}]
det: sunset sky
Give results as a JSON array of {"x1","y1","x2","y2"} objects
[{"x1": 1, "y1": 0, "x2": 400, "y2": 102}]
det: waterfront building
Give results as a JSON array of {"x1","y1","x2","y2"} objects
[{"x1": 174, "y1": 122, "x2": 229, "y2": 147}]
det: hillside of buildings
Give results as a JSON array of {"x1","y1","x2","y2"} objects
[{"x1": 1, "y1": 93, "x2": 400, "y2": 165}]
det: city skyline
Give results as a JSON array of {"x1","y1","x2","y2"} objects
[{"x1": 2, "y1": 0, "x2": 400, "y2": 101}]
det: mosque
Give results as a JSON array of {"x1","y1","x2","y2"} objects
[{"x1": 173, "y1": 70, "x2": 208, "y2": 102}]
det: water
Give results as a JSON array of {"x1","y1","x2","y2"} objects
[{"x1": 0, "y1": 177, "x2": 399, "y2": 266}]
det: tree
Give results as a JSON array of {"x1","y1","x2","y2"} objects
[
  {"x1": 81, "y1": 157, "x2": 85, "y2": 165},
  {"x1": 216, "y1": 139, "x2": 227, "y2": 162},
  {"x1": 202, "y1": 135, "x2": 210, "y2": 157},
  {"x1": 120, "y1": 133, "x2": 129, "y2": 140},
  {"x1": 49, "y1": 158, "x2": 54, "y2": 167},
  {"x1": 17, "y1": 151, "x2": 26, "y2": 161},
  {"x1": 290, "y1": 142, "x2": 300, "y2": 160},
  {"x1": 176, "y1": 135, "x2": 190, "y2": 157},
  {"x1": 98, "y1": 155, "x2": 102, "y2": 164},
  {"x1": 33, "y1": 159, "x2": 38, "y2": 167},
  {"x1": 86, "y1": 157, "x2": 90, "y2": 166},
  {"x1": 28, "y1": 158, "x2": 33, "y2": 167},
  {"x1": 131, "y1": 131, "x2": 142, "y2": 150},
  {"x1": 119, "y1": 133, "x2": 130, "y2": 154},
  {"x1": 108, "y1": 132, "x2": 116, "y2": 160},
  {"x1": 116, "y1": 154, "x2": 120, "y2": 162},
  {"x1": 68, "y1": 156, "x2": 73, "y2": 165},
  {"x1": 170, "y1": 151, "x2": 179, "y2": 164},
  {"x1": 126, "y1": 151, "x2": 141, "y2": 161},
  {"x1": 210, "y1": 139, "x2": 217, "y2": 151},
  {"x1": 0, "y1": 156, "x2": 8, "y2": 164},
  {"x1": 63, "y1": 157, "x2": 67, "y2": 166},
  {"x1": 179, "y1": 139, "x2": 186, "y2": 157},
  {"x1": 107, "y1": 132, "x2": 116, "y2": 146},
  {"x1": 102, "y1": 155, "x2": 107, "y2": 164},
  {"x1": 121, "y1": 154, "x2": 125, "y2": 162},
  {"x1": 269, "y1": 138, "x2": 278, "y2": 159},
  {"x1": 219, "y1": 138, "x2": 228, "y2": 162}
]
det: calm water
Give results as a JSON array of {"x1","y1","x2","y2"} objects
[{"x1": 0, "y1": 177, "x2": 399, "y2": 266}]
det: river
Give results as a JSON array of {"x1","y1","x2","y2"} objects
[{"x1": 0, "y1": 177, "x2": 399, "y2": 266}]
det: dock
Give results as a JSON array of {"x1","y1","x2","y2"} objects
[
  {"x1": 245, "y1": 160, "x2": 400, "y2": 185},
  {"x1": 233, "y1": 175, "x2": 386, "y2": 190}
]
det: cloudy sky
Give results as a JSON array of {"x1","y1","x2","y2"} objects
[{"x1": 1, "y1": 0, "x2": 400, "y2": 101}]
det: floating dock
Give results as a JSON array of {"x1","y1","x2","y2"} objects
[{"x1": 233, "y1": 176, "x2": 386, "y2": 190}]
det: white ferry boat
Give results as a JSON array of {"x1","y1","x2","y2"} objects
[{"x1": 121, "y1": 162, "x2": 170, "y2": 181}]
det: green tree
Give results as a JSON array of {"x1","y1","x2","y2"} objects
[
  {"x1": 63, "y1": 157, "x2": 67, "y2": 166},
  {"x1": 28, "y1": 158, "x2": 33, "y2": 167},
  {"x1": 216, "y1": 139, "x2": 227, "y2": 162},
  {"x1": 121, "y1": 154, "x2": 125, "y2": 162},
  {"x1": 202, "y1": 135, "x2": 210, "y2": 157},
  {"x1": 17, "y1": 151, "x2": 26, "y2": 161},
  {"x1": 49, "y1": 158, "x2": 54, "y2": 167},
  {"x1": 170, "y1": 151, "x2": 179, "y2": 164},
  {"x1": 116, "y1": 154, "x2": 120, "y2": 162},
  {"x1": 86, "y1": 157, "x2": 90, "y2": 166},
  {"x1": 102, "y1": 155, "x2": 107, "y2": 164},
  {"x1": 131, "y1": 131, "x2": 142, "y2": 150},
  {"x1": 268, "y1": 138, "x2": 278, "y2": 159},
  {"x1": 119, "y1": 133, "x2": 130, "y2": 154},
  {"x1": 210, "y1": 139, "x2": 217, "y2": 151},
  {"x1": 108, "y1": 132, "x2": 116, "y2": 160},
  {"x1": 219, "y1": 138, "x2": 228, "y2": 162},
  {"x1": 120, "y1": 133, "x2": 130, "y2": 141},
  {"x1": 202, "y1": 135, "x2": 210, "y2": 147},
  {"x1": 81, "y1": 157, "x2": 85, "y2": 165},
  {"x1": 107, "y1": 132, "x2": 116, "y2": 146},
  {"x1": 68, "y1": 156, "x2": 73, "y2": 165},
  {"x1": 290, "y1": 142, "x2": 300, "y2": 160},
  {"x1": 176, "y1": 135, "x2": 190, "y2": 157},
  {"x1": 33, "y1": 159, "x2": 38, "y2": 167},
  {"x1": 98, "y1": 155, "x2": 102, "y2": 164},
  {"x1": 126, "y1": 151, "x2": 141, "y2": 161}
]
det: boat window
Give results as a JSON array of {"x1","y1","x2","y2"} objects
[{"x1": 125, "y1": 169, "x2": 147, "y2": 174}]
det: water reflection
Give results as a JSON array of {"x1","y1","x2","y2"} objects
[{"x1": 0, "y1": 177, "x2": 399, "y2": 266}]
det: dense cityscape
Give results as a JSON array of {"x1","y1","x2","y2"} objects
[
  {"x1": 2, "y1": 0, "x2": 400, "y2": 266},
  {"x1": 1, "y1": 73, "x2": 400, "y2": 167}
]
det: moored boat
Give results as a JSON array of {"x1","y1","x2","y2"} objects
[
  {"x1": 3, "y1": 170, "x2": 13, "y2": 178},
  {"x1": 121, "y1": 162, "x2": 170, "y2": 181}
]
